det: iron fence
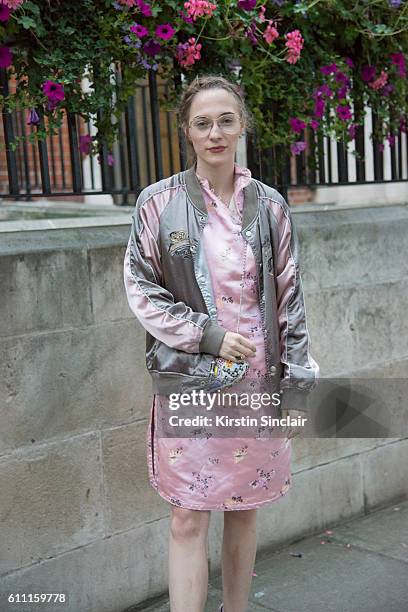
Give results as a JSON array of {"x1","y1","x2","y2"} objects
[{"x1": 1, "y1": 68, "x2": 407, "y2": 204}]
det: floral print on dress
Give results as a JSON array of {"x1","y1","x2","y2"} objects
[
  {"x1": 188, "y1": 472, "x2": 215, "y2": 497},
  {"x1": 168, "y1": 447, "x2": 183, "y2": 464},
  {"x1": 233, "y1": 445, "x2": 249, "y2": 463},
  {"x1": 222, "y1": 494, "x2": 245, "y2": 510},
  {"x1": 249, "y1": 468, "x2": 276, "y2": 490}
]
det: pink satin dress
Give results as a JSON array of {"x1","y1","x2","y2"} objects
[{"x1": 146, "y1": 165, "x2": 292, "y2": 511}]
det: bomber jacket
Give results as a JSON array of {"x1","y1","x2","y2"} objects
[{"x1": 123, "y1": 162, "x2": 320, "y2": 413}]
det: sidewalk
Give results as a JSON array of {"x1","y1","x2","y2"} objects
[{"x1": 127, "y1": 497, "x2": 408, "y2": 612}]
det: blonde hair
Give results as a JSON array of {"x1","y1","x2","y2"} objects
[{"x1": 177, "y1": 74, "x2": 254, "y2": 165}]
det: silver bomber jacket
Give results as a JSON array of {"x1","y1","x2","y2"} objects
[{"x1": 123, "y1": 163, "x2": 320, "y2": 413}]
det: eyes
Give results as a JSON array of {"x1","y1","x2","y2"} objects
[{"x1": 189, "y1": 114, "x2": 241, "y2": 134}]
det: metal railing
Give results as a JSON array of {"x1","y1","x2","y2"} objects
[{"x1": 1, "y1": 68, "x2": 407, "y2": 203}]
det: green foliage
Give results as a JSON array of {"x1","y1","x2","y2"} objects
[{"x1": 1, "y1": 0, "x2": 407, "y2": 157}]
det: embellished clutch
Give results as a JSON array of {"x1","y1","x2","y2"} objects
[{"x1": 207, "y1": 357, "x2": 249, "y2": 392}]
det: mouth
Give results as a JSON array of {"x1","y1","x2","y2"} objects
[{"x1": 208, "y1": 146, "x2": 227, "y2": 152}]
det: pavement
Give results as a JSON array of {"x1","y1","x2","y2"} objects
[{"x1": 125, "y1": 497, "x2": 408, "y2": 612}]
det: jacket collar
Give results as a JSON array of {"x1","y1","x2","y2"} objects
[{"x1": 183, "y1": 161, "x2": 259, "y2": 231}]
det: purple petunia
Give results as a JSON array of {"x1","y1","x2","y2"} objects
[
  {"x1": 143, "y1": 39, "x2": 161, "y2": 57},
  {"x1": 289, "y1": 117, "x2": 306, "y2": 133},
  {"x1": 42, "y1": 80, "x2": 65, "y2": 102},
  {"x1": 320, "y1": 63, "x2": 337, "y2": 75},
  {"x1": 0, "y1": 45, "x2": 12, "y2": 68},
  {"x1": 361, "y1": 65, "x2": 376, "y2": 82},
  {"x1": 238, "y1": 0, "x2": 257, "y2": 9},
  {"x1": 155, "y1": 23, "x2": 175, "y2": 40},
  {"x1": 130, "y1": 23, "x2": 149, "y2": 37},
  {"x1": 336, "y1": 104, "x2": 352, "y2": 121},
  {"x1": 290, "y1": 141, "x2": 307, "y2": 155},
  {"x1": 337, "y1": 86, "x2": 347, "y2": 100},
  {"x1": 79, "y1": 134, "x2": 92, "y2": 155},
  {"x1": 27, "y1": 108, "x2": 40, "y2": 126},
  {"x1": 314, "y1": 98, "x2": 325, "y2": 118},
  {"x1": 136, "y1": 0, "x2": 152, "y2": 16}
]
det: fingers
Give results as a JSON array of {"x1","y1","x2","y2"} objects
[{"x1": 218, "y1": 332, "x2": 256, "y2": 362}]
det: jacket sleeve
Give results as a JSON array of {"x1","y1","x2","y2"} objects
[
  {"x1": 123, "y1": 187, "x2": 227, "y2": 355},
  {"x1": 275, "y1": 197, "x2": 320, "y2": 412}
]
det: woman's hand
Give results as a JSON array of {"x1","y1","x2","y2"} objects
[
  {"x1": 219, "y1": 331, "x2": 256, "y2": 362},
  {"x1": 280, "y1": 408, "x2": 305, "y2": 439}
]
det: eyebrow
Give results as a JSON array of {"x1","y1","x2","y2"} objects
[{"x1": 191, "y1": 112, "x2": 236, "y2": 120}]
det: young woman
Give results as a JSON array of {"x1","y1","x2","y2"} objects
[{"x1": 123, "y1": 74, "x2": 319, "y2": 612}]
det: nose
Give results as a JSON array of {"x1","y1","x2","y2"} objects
[{"x1": 208, "y1": 121, "x2": 223, "y2": 138}]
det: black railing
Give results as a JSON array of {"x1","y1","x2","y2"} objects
[{"x1": 1, "y1": 68, "x2": 408, "y2": 203}]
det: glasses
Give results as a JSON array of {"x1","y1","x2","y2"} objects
[{"x1": 188, "y1": 113, "x2": 242, "y2": 136}]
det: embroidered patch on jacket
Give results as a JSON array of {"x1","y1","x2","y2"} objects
[{"x1": 168, "y1": 230, "x2": 196, "y2": 258}]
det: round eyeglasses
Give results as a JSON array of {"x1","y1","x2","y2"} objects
[{"x1": 188, "y1": 113, "x2": 242, "y2": 136}]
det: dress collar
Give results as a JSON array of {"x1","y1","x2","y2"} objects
[
  {"x1": 183, "y1": 162, "x2": 258, "y2": 231},
  {"x1": 194, "y1": 162, "x2": 252, "y2": 192}
]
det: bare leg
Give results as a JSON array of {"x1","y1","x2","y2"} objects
[
  {"x1": 168, "y1": 506, "x2": 211, "y2": 612},
  {"x1": 221, "y1": 509, "x2": 257, "y2": 612}
]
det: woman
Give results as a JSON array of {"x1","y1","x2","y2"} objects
[{"x1": 123, "y1": 74, "x2": 319, "y2": 612}]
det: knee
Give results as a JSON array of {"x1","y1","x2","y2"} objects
[
  {"x1": 224, "y1": 508, "x2": 257, "y2": 526},
  {"x1": 170, "y1": 507, "x2": 209, "y2": 542}
]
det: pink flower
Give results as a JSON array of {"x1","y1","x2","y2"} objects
[
  {"x1": 369, "y1": 70, "x2": 388, "y2": 91},
  {"x1": 79, "y1": 134, "x2": 92, "y2": 155},
  {"x1": 0, "y1": 45, "x2": 12, "y2": 68},
  {"x1": 284, "y1": 29, "x2": 304, "y2": 65},
  {"x1": 309, "y1": 119, "x2": 319, "y2": 130},
  {"x1": 291, "y1": 141, "x2": 307, "y2": 155},
  {"x1": 184, "y1": 0, "x2": 217, "y2": 20},
  {"x1": 289, "y1": 117, "x2": 306, "y2": 133},
  {"x1": 344, "y1": 57, "x2": 354, "y2": 68},
  {"x1": 263, "y1": 21, "x2": 279, "y2": 45},
  {"x1": 348, "y1": 123, "x2": 357, "y2": 139},
  {"x1": 117, "y1": 0, "x2": 138, "y2": 5},
  {"x1": 258, "y1": 5, "x2": 266, "y2": 22},
  {"x1": 336, "y1": 104, "x2": 352, "y2": 121},
  {"x1": 42, "y1": 80, "x2": 65, "y2": 103},
  {"x1": 176, "y1": 37, "x2": 202, "y2": 67},
  {"x1": 0, "y1": 4, "x2": 11, "y2": 21},
  {"x1": 2, "y1": 0, "x2": 24, "y2": 8},
  {"x1": 155, "y1": 23, "x2": 175, "y2": 40},
  {"x1": 107, "y1": 153, "x2": 115, "y2": 166},
  {"x1": 130, "y1": 23, "x2": 149, "y2": 37}
]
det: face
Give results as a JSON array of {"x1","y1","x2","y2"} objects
[{"x1": 184, "y1": 88, "x2": 244, "y2": 166}]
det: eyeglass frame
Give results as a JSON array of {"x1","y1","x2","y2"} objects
[{"x1": 187, "y1": 112, "x2": 243, "y2": 134}]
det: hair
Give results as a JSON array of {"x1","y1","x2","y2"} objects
[{"x1": 177, "y1": 74, "x2": 254, "y2": 165}]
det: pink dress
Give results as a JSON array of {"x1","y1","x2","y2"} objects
[{"x1": 146, "y1": 165, "x2": 292, "y2": 511}]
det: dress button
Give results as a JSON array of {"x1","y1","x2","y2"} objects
[
  {"x1": 269, "y1": 365, "x2": 276, "y2": 375},
  {"x1": 245, "y1": 230, "x2": 251, "y2": 237},
  {"x1": 190, "y1": 245, "x2": 197, "y2": 253},
  {"x1": 262, "y1": 295, "x2": 265, "y2": 302}
]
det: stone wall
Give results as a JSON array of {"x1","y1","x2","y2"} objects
[{"x1": 0, "y1": 204, "x2": 407, "y2": 612}]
